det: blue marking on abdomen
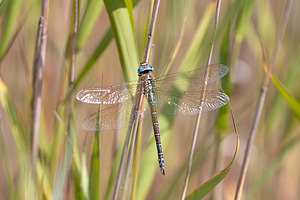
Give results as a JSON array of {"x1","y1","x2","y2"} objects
[{"x1": 149, "y1": 101, "x2": 156, "y2": 105}]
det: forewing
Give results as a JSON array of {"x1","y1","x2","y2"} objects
[{"x1": 154, "y1": 64, "x2": 228, "y2": 91}]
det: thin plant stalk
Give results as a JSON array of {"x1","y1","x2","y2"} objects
[
  {"x1": 112, "y1": 0, "x2": 161, "y2": 199},
  {"x1": 141, "y1": 0, "x2": 160, "y2": 64},
  {"x1": 123, "y1": 0, "x2": 161, "y2": 183},
  {"x1": 112, "y1": 103, "x2": 136, "y2": 200},
  {"x1": 66, "y1": 0, "x2": 79, "y2": 196},
  {"x1": 123, "y1": 96, "x2": 145, "y2": 196},
  {"x1": 234, "y1": 0, "x2": 294, "y2": 199},
  {"x1": 162, "y1": 17, "x2": 187, "y2": 76},
  {"x1": 30, "y1": 0, "x2": 48, "y2": 175},
  {"x1": 67, "y1": 0, "x2": 78, "y2": 142},
  {"x1": 180, "y1": 0, "x2": 222, "y2": 199},
  {"x1": 130, "y1": 117, "x2": 143, "y2": 200}
]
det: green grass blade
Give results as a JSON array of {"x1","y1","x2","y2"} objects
[
  {"x1": 177, "y1": 2, "x2": 216, "y2": 73},
  {"x1": 52, "y1": 113, "x2": 79, "y2": 200},
  {"x1": 76, "y1": 0, "x2": 104, "y2": 51},
  {"x1": 185, "y1": 128, "x2": 239, "y2": 200},
  {"x1": 81, "y1": 150, "x2": 89, "y2": 200},
  {"x1": 185, "y1": 167, "x2": 230, "y2": 200},
  {"x1": 52, "y1": 138, "x2": 73, "y2": 200},
  {"x1": 74, "y1": 0, "x2": 142, "y2": 88},
  {"x1": 103, "y1": 0, "x2": 139, "y2": 82},
  {"x1": 156, "y1": 141, "x2": 214, "y2": 200},
  {"x1": 37, "y1": 160, "x2": 52, "y2": 200},
  {"x1": 270, "y1": 74, "x2": 300, "y2": 121},
  {"x1": 0, "y1": 0, "x2": 8, "y2": 15},
  {"x1": 235, "y1": 0, "x2": 255, "y2": 40},
  {"x1": 0, "y1": 79, "x2": 25, "y2": 155},
  {"x1": 0, "y1": 0, "x2": 22, "y2": 60},
  {"x1": 124, "y1": 0, "x2": 134, "y2": 30},
  {"x1": 72, "y1": 161, "x2": 85, "y2": 200},
  {"x1": 88, "y1": 116, "x2": 101, "y2": 200},
  {"x1": 215, "y1": 25, "x2": 231, "y2": 134},
  {"x1": 74, "y1": 28, "x2": 113, "y2": 89},
  {"x1": 103, "y1": 136, "x2": 123, "y2": 200}
]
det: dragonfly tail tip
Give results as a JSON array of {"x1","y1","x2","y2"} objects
[{"x1": 161, "y1": 168, "x2": 165, "y2": 176}]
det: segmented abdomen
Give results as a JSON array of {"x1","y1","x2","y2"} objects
[{"x1": 146, "y1": 81, "x2": 165, "y2": 175}]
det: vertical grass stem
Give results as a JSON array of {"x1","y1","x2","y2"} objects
[
  {"x1": 30, "y1": 0, "x2": 48, "y2": 175},
  {"x1": 181, "y1": 0, "x2": 222, "y2": 199},
  {"x1": 234, "y1": 0, "x2": 294, "y2": 199},
  {"x1": 112, "y1": 0, "x2": 161, "y2": 199}
]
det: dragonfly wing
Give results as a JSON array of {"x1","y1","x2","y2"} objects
[
  {"x1": 76, "y1": 82, "x2": 138, "y2": 104},
  {"x1": 81, "y1": 99, "x2": 149, "y2": 131},
  {"x1": 154, "y1": 64, "x2": 228, "y2": 91},
  {"x1": 81, "y1": 101, "x2": 134, "y2": 131},
  {"x1": 156, "y1": 90, "x2": 229, "y2": 115}
]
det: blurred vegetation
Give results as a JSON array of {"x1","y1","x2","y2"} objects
[{"x1": 0, "y1": 0, "x2": 299, "y2": 199}]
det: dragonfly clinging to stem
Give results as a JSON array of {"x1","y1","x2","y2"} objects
[{"x1": 76, "y1": 63, "x2": 230, "y2": 175}]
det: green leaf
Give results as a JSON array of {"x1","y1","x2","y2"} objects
[
  {"x1": 124, "y1": 0, "x2": 134, "y2": 30},
  {"x1": 88, "y1": 109, "x2": 101, "y2": 200},
  {"x1": 81, "y1": 150, "x2": 89, "y2": 200},
  {"x1": 215, "y1": 24, "x2": 231, "y2": 135},
  {"x1": 0, "y1": 0, "x2": 8, "y2": 15},
  {"x1": 72, "y1": 150, "x2": 85, "y2": 200},
  {"x1": 103, "y1": 147, "x2": 121, "y2": 200},
  {"x1": 52, "y1": 136, "x2": 73, "y2": 200},
  {"x1": 74, "y1": 0, "x2": 143, "y2": 89},
  {"x1": 52, "y1": 111, "x2": 80, "y2": 199},
  {"x1": 270, "y1": 74, "x2": 300, "y2": 121},
  {"x1": 185, "y1": 131, "x2": 239, "y2": 200},
  {"x1": 103, "y1": 0, "x2": 139, "y2": 83},
  {"x1": 0, "y1": 0, "x2": 22, "y2": 60},
  {"x1": 185, "y1": 168, "x2": 229, "y2": 200},
  {"x1": 74, "y1": 28, "x2": 113, "y2": 89},
  {"x1": 0, "y1": 79, "x2": 25, "y2": 154},
  {"x1": 235, "y1": 0, "x2": 255, "y2": 40},
  {"x1": 76, "y1": 0, "x2": 104, "y2": 51}
]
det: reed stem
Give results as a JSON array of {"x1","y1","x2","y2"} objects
[
  {"x1": 234, "y1": 0, "x2": 294, "y2": 199},
  {"x1": 181, "y1": 0, "x2": 222, "y2": 199},
  {"x1": 112, "y1": 0, "x2": 161, "y2": 199},
  {"x1": 30, "y1": 0, "x2": 48, "y2": 175}
]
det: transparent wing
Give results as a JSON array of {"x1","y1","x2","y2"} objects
[
  {"x1": 154, "y1": 64, "x2": 228, "y2": 91},
  {"x1": 76, "y1": 82, "x2": 138, "y2": 104},
  {"x1": 156, "y1": 90, "x2": 229, "y2": 115},
  {"x1": 81, "y1": 101, "x2": 133, "y2": 131},
  {"x1": 81, "y1": 100, "x2": 149, "y2": 131}
]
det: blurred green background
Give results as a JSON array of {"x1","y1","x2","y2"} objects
[{"x1": 0, "y1": 0, "x2": 300, "y2": 199}]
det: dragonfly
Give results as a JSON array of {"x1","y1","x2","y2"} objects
[{"x1": 76, "y1": 63, "x2": 230, "y2": 175}]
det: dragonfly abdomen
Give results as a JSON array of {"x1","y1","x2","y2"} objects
[{"x1": 145, "y1": 80, "x2": 165, "y2": 176}]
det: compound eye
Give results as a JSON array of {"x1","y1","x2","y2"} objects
[{"x1": 138, "y1": 64, "x2": 153, "y2": 75}]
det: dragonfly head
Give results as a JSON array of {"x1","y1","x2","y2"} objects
[{"x1": 138, "y1": 64, "x2": 153, "y2": 76}]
